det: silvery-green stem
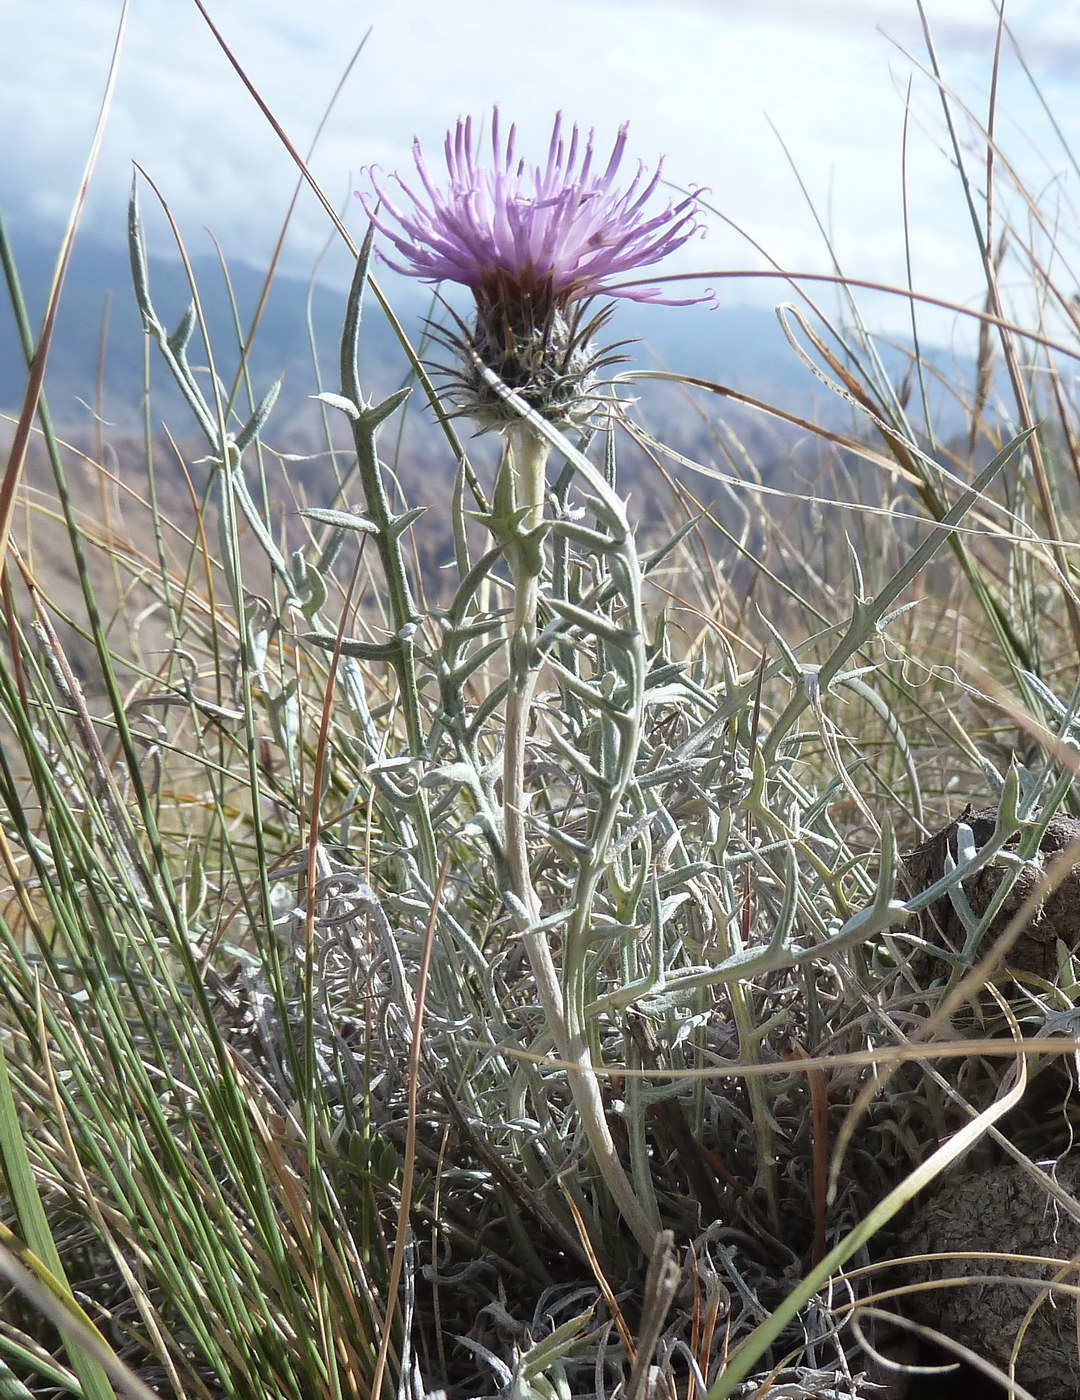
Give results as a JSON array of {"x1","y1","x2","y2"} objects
[
  {"x1": 501, "y1": 424, "x2": 657, "y2": 1255},
  {"x1": 502, "y1": 426, "x2": 546, "y2": 927},
  {"x1": 501, "y1": 426, "x2": 562, "y2": 1036}
]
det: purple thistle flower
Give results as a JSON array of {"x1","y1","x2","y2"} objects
[
  {"x1": 358, "y1": 111, "x2": 710, "y2": 428},
  {"x1": 360, "y1": 110, "x2": 708, "y2": 313}
]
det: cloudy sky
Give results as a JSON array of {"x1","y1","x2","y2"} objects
[{"x1": 3, "y1": 0, "x2": 1079, "y2": 341}]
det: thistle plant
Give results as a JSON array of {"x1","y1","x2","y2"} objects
[
  {"x1": 361, "y1": 111, "x2": 709, "y2": 1251},
  {"x1": 10, "y1": 27, "x2": 1080, "y2": 1398}
]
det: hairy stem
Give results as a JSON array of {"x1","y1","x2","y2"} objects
[
  {"x1": 500, "y1": 423, "x2": 657, "y2": 1255},
  {"x1": 502, "y1": 425, "x2": 547, "y2": 928}
]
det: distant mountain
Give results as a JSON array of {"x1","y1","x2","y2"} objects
[
  {"x1": 1, "y1": 227, "x2": 858, "y2": 433},
  {"x1": 1, "y1": 226, "x2": 1001, "y2": 628},
  {"x1": 1, "y1": 227, "x2": 983, "y2": 551},
  {"x1": 0, "y1": 230, "x2": 368, "y2": 430}
]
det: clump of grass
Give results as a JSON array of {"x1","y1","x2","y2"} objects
[{"x1": 5, "y1": 9, "x2": 1080, "y2": 1400}]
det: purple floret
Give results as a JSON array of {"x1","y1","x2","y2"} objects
[{"x1": 358, "y1": 110, "x2": 709, "y2": 314}]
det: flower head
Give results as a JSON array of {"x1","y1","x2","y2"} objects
[
  {"x1": 361, "y1": 110, "x2": 707, "y2": 313},
  {"x1": 359, "y1": 111, "x2": 709, "y2": 428}
]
